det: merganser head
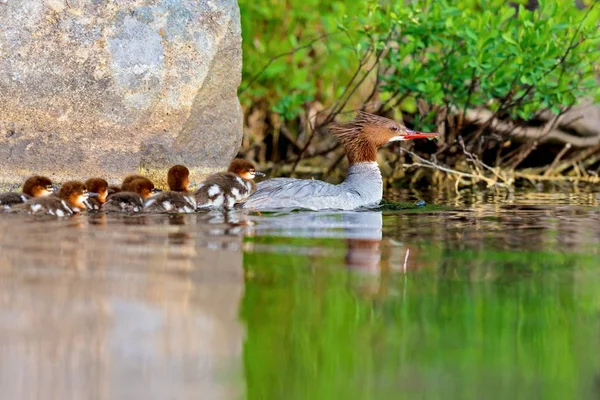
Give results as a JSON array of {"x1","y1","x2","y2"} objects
[
  {"x1": 330, "y1": 111, "x2": 439, "y2": 164},
  {"x1": 127, "y1": 178, "x2": 157, "y2": 199},
  {"x1": 228, "y1": 159, "x2": 264, "y2": 180},
  {"x1": 58, "y1": 181, "x2": 89, "y2": 209},
  {"x1": 85, "y1": 178, "x2": 109, "y2": 204},
  {"x1": 167, "y1": 165, "x2": 190, "y2": 192},
  {"x1": 22, "y1": 175, "x2": 54, "y2": 197}
]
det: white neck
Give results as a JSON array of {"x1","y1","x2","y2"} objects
[{"x1": 341, "y1": 162, "x2": 383, "y2": 207}]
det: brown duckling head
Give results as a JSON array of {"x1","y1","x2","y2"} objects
[
  {"x1": 85, "y1": 178, "x2": 109, "y2": 204},
  {"x1": 121, "y1": 174, "x2": 147, "y2": 190},
  {"x1": 167, "y1": 165, "x2": 190, "y2": 192},
  {"x1": 227, "y1": 159, "x2": 264, "y2": 180},
  {"x1": 22, "y1": 175, "x2": 54, "y2": 198},
  {"x1": 122, "y1": 176, "x2": 154, "y2": 193},
  {"x1": 128, "y1": 178, "x2": 157, "y2": 200},
  {"x1": 58, "y1": 181, "x2": 89, "y2": 209}
]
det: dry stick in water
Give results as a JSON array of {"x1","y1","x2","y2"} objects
[
  {"x1": 399, "y1": 147, "x2": 507, "y2": 188},
  {"x1": 458, "y1": 136, "x2": 509, "y2": 184},
  {"x1": 543, "y1": 143, "x2": 572, "y2": 177}
]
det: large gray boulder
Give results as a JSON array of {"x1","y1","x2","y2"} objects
[{"x1": 0, "y1": 0, "x2": 242, "y2": 185}]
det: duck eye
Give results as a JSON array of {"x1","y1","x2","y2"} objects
[{"x1": 390, "y1": 126, "x2": 399, "y2": 132}]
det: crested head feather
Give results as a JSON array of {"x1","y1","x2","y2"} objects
[{"x1": 329, "y1": 111, "x2": 399, "y2": 163}]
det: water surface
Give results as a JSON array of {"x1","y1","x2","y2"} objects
[{"x1": 1, "y1": 190, "x2": 600, "y2": 399}]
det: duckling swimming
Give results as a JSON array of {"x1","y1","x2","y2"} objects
[
  {"x1": 121, "y1": 175, "x2": 155, "y2": 193},
  {"x1": 102, "y1": 178, "x2": 156, "y2": 213},
  {"x1": 167, "y1": 165, "x2": 190, "y2": 192},
  {"x1": 84, "y1": 178, "x2": 109, "y2": 211},
  {"x1": 0, "y1": 175, "x2": 54, "y2": 209},
  {"x1": 107, "y1": 185, "x2": 121, "y2": 196},
  {"x1": 144, "y1": 165, "x2": 196, "y2": 213},
  {"x1": 9, "y1": 181, "x2": 89, "y2": 216},
  {"x1": 195, "y1": 159, "x2": 264, "y2": 209}
]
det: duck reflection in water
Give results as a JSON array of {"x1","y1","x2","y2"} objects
[
  {"x1": 246, "y1": 210, "x2": 422, "y2": 298},
  {"x1": 167, "y1": 214, "x2": 190, "y2": 246}
]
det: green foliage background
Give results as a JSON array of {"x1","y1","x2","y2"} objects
[{"x1": 239, "y1": 0, "x2": 599, "y2": 130}]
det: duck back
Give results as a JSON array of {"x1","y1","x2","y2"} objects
[
  {"x1": 0, "y1": 192, "x2": 31, "y2": 210},
  {"x1": 144, "y1": 192, "x2": 196, "y2": 213},
  {"x1": 102, "y1": 192, "x2": 144, "y2": 213},
  {"x1": 8, "y1": 196, "x2": 74, "y2": 216}
]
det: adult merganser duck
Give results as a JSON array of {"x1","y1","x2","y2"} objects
[
  {"x1": 144, "y1": 165, "x2": 196, "y2": 213},
  {"x1": 242, "y1": 111, "x2": 438, "y2": 211},
  {"x1": 195, "y1": 159, "x2": 264, "y2": 209},
  {"x1": 83, "y1": 177, "x2": 109, "y2": 211},
  {"x1": 8, "y1": 181, "x2": 89, "y2": 216},
  {"x1": 0, "y1": 175, "x2": 54, "y2": 209},
  {"x1": 102, "y1": 178, "x2": 156, "y2": 213}
]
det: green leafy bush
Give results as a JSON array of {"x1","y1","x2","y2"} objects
[
  {"x1": 239, "y1": 0, "x2": 600, "y2": 181},
  {"x1": 239, "y1": 0, "x2": 369, "y2": 113},
  {"x1": 241, "y1": 0, "x2": 599, "y2": 124},
  {"x1": 356, "y1": 0, "x2": 600, "y2": 129}
]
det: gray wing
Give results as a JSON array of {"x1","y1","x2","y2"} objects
[{"x1": 242, "y1": 178, "x2": 343, "y2": 209}]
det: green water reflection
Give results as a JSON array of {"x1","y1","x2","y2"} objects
[{"x1": 241, "y1": 192, "x2": 600, "y2": 400}]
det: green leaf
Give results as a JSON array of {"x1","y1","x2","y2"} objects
[{"x1": 501, "y1": 33, "x2": 518, "y2": 46}]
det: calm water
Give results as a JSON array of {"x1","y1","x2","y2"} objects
[{"x1": 1, "y1": 189, "x2": 600, "y2": 399}]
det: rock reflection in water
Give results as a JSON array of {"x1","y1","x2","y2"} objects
[{"x1": 0, "y1": 212, "x2": 247, "y2": 400}]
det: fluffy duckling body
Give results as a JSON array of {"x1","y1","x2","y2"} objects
[
  {"x1": 144, "y1": 165, "x2": 196, "y2": 213},
  {"x1": 144, "y1": 192, "x2": 196, "y2": 213},
  {"x1": 84, "y1": 178, "x2": 109, "y2": 211},
  {"x1": 108, "y1": 185, "x2": 121, "y2": 196},
  {"x1": 0, "y1": 176, "x2": 54, "y2": 209},
  {"x1": 103, "y1": 178, "x2": 156, "y2": 213},
  {"x1": 9, "y1": 181, "x2": 88, "y2": 216},
  {"x1": 0, "y1": 193, "x2": 30, "y2": 209},
  {"x1": 195, "y1": 159, "x2": 263, "y2": 209}
]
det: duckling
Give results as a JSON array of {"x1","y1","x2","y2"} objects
[
  {"x1": 167, "y1": 165, "x2": 190, "y2": 192},
  {"x1": 121, "y1": 174, "x2": 147, "y2": 191},
  {"x1": 107, "y1": 185, "x2": 121, "y2": 196},
  {"x1": 9, "y1": 181, "x2": 88, "y2": 216},
  {"x1": 144, "y1": 165, "x2": 196, "y2": 213},
  {"x1": 102, "y1": 178, "x2": 156, "y2": 213},
  {"x1": 0, "y1": 175, "x2": 54, "y2": 209},
  {"x1": 195, "y1": 159, "x2": 264, "y2": 209},
  {"x1": 84, "y1": 178, "x2": 109, "y2": 211}
]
